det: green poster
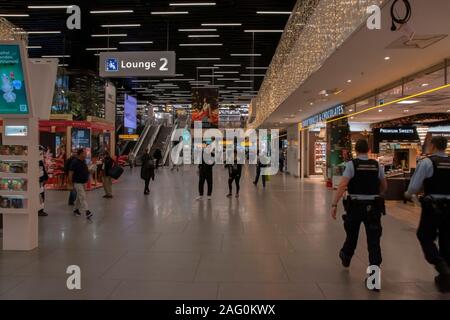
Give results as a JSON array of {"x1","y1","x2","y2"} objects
[{"x1": 0, "y1": 44, "x2": 29, "y2": 115}]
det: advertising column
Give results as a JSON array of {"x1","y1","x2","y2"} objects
[{"x1": 0, "y1": 40, "x2": 40, "y2": 250}]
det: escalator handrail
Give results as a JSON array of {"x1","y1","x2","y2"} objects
[
  {"x1": 163, "y1": 124, "x2": 178, "y2": 166},
  {"x1": 145, "y1": 124, "x2": 162, "y2": 157},
  {"x1": 130, "y1": 121, "x2": 151, "y2": 159}
]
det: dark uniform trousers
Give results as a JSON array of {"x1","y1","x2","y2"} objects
[
  {"x1": 342, "y1": 200, "x2": 383, "y2": 266},
  {"x1": 417, "y1": 199, "x2": 450, "y2": 266},
  {"x1": 199, "y1": 169, "x2": 213, "y2": 196}
]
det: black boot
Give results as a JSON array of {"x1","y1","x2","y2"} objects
[
  {"x1": 434, "y1": 262, "x2": 450, "y2": 293},
  {"x1": 339, "y1": 250, "x2": 351, "y2": 268}
]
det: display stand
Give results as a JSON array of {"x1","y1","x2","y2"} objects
[{"x1": 0, "y1": 37, "x2": 40, "y2": 250}]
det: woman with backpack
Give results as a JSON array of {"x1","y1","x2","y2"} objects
[{"x1": 141, "y1": 148, "x2": 155, "y2": 195}]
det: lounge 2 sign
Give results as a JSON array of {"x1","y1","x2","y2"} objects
[{"x1": 99, "y1": 51, "x2": 176, "y2": 77}]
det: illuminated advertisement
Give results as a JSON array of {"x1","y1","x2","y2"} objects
[
  {"x1": 124, "y1": 94, "x2": 137, "y2": 134},
  {"x1": 0, "y1": 44, "x2": 29, "y2": 115}
]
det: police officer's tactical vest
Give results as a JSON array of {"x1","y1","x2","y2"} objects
[
  {"x1": 347, "y1": 159, "x2": 380, "y2": 195},
  {"x1": 424, "y1": 156, "x2": 450, "y2": 195}
]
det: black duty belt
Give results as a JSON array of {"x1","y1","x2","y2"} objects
[{"x1": 343, "y1": 196, "x2": 386, "y2": 215}]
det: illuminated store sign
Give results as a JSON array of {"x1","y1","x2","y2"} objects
[{"x1": 302, "y1": 104, "x2": 344, "y2": 128}]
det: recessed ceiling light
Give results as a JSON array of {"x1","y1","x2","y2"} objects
[
  {"x1": 398, "y1": 100, "x2": 420, "y2": 104},
  {"x1": 244, "y1": 30, "x2": 284, "y2": 33},
  {"x1": 91, "y1": 34, "x2": 127, "y2": 37},
  {"x1": 20, "y1": 31, "x2": 61, "y2": 34},
  {"x1": 90, "y1": 10, "x2": 134, "y2": 14},
  {"x1": 151, "y1": 11, "x2": 189, "y2": 15},
  {"x1": 119, "y1": 41, "x2": 153, "y2": 44},
  {"x1": 0, "y1": 14, "x2": 30, "y2": 17},
  {"x1": 86, "y1": 47, "x2": 118, "y2": 51},
  {"x1": 348, "y1": 109, "x2": 353, "y2": 112},
  {"x1": 179, "y1": 43, "x2": 223, "y2": 46},
  {"x1": 256, "y1": 11, "x2": 291, "y2": 15},
  {"x1": 188, "y1": 34, "x2": 219, "y2": 38},
  {"x1": 179, "y1": 28, "x2": 217, "y2": 32},
  {"x1": 101, "y1": 24, "x2": 141, "y2": 28},
  {"x1": 230, "y1": 54, "x2": 261, "y2": 57},
  {"x1": 214, "y1": 64, "x2": 241, "y2": 67},
  {"x1": 202, "y1": 23, "x2": 242, "y2": 26},
  {"x1": 347, "y1": 79, "x2": 352, "y2": 83},
  {"x1": 310, "y1": 102, "x2": 314, "y2": 106},
  {"x1": 378, "y1": 109, "x2": 383, "y2": 112},
  {"x1": 384, "y1": 56, "x2": 391, "y2": 60},
  {"x1": 403, "y1": 109, "x2": 410, "y2": 112},
  {"x1": 28, "y1": 5, "x2": 73, "y2": 9},
  {"x1": 421, "y1": 83, "x2": 429, "y2": 87},
  {"x1": 42, "y1": 55, "x2": 70, "y2": 58}
]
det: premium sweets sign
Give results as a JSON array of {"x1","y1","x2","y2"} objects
[
  {"x1": 0, "y1": 44, "x2": 30, "y2": 115},
  {"x1": 99, "y1": 51, "x2": 176, "y2": 77}
]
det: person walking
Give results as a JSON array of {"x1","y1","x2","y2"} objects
[
  {"x1": 38, "y1": 147, "x2": 49, "y2": 217},
  {"x1": 253, "y1": 158, "x2": 267, "y2": 188},
  {"x1": 197, "y1": 150, "x2": 215, "y2": 200},
  {"x1": 68, "y1": 148, "x2": 93, "y2": 219},
  {"x1": 331, "y1": 139, "x2": 387, "y2": 291},
  {"x1": 102, "y1": 151, "x2": 114, "y2": 199},
  {"x1": 153, "y1": 148, "x2": 163, "y2": 170},
  {"x1": 65, "y1": 151, "x2": 78, "y2": 205},
  {"x1": 141, "y1": 148, "x2": 155, "y2": 195},
  {"x1": 227, "y1": 152, "x2": 242, "y2": 198},
  {"x1": 405, "y1": 136, "x2": 450, "y2": 292}
]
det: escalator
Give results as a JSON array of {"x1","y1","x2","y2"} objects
[
  {"x1": 149, "y1": 126, "x2": 173, "y2": 167},
  {"x1": 134, "y1": 124, "x2": 161, "y2": 165}
]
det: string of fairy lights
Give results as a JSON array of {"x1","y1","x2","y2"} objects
[{"x1": 250, "y1": 0, "x2": 385, "y2": 129}]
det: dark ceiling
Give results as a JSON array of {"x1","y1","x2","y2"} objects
[{"x1": 0, "y1": 0, "x2": 297, "y2": 104}]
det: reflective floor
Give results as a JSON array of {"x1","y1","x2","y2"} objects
[{"x1": 1, "y1": 166, "x2": 449, "y2": 300}]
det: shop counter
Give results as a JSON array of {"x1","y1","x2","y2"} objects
[{"x1": 385, "y1": 174, "x2": 411, "y2": 201}]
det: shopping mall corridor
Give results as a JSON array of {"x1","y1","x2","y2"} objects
[{"x1": 1, "y1": 166, "x2": 449, "y2": 300}]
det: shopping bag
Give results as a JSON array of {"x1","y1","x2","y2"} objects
[{"x1": 108, "y1": 165, "x2": 124, "y2": 180}]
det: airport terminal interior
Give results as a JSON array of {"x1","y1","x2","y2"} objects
[{"x1": 1, "y1": 0, "x2": 450, "y2": 300}]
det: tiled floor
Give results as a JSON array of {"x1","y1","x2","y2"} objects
[{"x1": 1, "y1": 166, "x2": 449, "y2": 300}]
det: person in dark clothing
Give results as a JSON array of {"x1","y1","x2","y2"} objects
[
  {"x1": 153, "y1": 148, "x2": 163, "y2": 170},
  {"x1": 65, "y1": 151, "x2": 77, "y2": 205},
  {"x1": 68, "y1": 148, "x2": 93, "y2": 219},
  {"x1": 227, "y1": 153, "x2": 243, "y2": 198},
  {"x1": 253, "y1": 158, "x2": 267, "y2": 188},
  {"x1": 197, "y1": 151, "x2": 215, "y2": 200},
  {"x1": 331, "y1": 139, "x2": 387, "y2": 291},
  {"x1": 38, "y1": 148, "x2": 49, "y2": 217},
  {"x1": 141, "y1": 148, "x2": 155, "y2": 195},
  {"x1": 102, "y1": 151, "x2": 114, "y2": 198},
  {"x1": 405, "y1": 136, "x2": 450, "y2": 292},
  {"x1": 279, "y1": 152, "x2": 285, "y2": 173}
]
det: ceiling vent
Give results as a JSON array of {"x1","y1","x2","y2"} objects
[{"x1": 386, "y1": 34, "x2": 448, "y2": 49}]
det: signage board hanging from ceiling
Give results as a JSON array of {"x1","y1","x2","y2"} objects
[
  {"x1": 301, "y1": 104, "x2": 345, "y2": 128},
  {"x1": 99, "y1": 51, "x2": 176, "y2": 77}
]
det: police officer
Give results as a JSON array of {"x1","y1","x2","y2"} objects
[
  {"x1": 331, "y1": 139, "x2": 388, "y2": 288},
  {"x1": 404, "y1": 136, "x2": 450, "y2": 292}
]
